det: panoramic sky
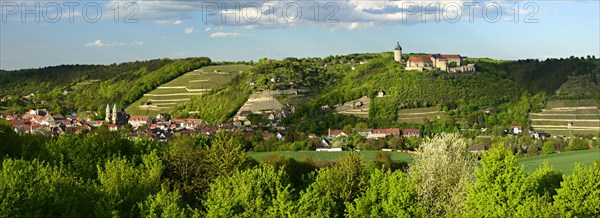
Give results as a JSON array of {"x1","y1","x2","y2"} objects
[{"x1": 0, "y1": 0, "x2": 599, "y2": 70}]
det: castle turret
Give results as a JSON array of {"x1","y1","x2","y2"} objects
[{"x1": 394, "y1": 42, "x2": 402, "y2": 62}]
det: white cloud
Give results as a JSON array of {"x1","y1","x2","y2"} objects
[
  {"x1": 126, "y1": 0, "x2": 562, "y2": 30},
  {"x1": 184, "y1": 28, "x2": 195, "y2": 34},
  {"x1": 173, "y1": 19, "x2": 183, "y2": 25},
  {"x1": 205, "y1": 27, "x2": 212, "y2": 32},
  {"x1": 85, "y1": 40, "x2": 106, "y2": 47},
  {"x1": 84, "y1": 40, "x2": 143, "y2": 47},
  {"x1": 209, "y1": 32, "x2": 243, "y2": 38}
]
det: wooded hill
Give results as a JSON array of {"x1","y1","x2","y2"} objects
[
  {"x1": 0, "y1": 57, "x2": 212, "y2": 114},
  {"x1": 174, "y1": 53, "x2": 598, "y2": 135}
]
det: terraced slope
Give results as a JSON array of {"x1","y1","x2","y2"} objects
[
  {"x1": 126, "y1": 65, "x2": 249, "y2": 117},
  {"x1": 397, "y1": 107, "x2": 446, "y2": 124},
  {"x1": 335, "y1": 96, "x2": 370, "y2": 118},
  {"x1": 530, "y1": 100, "x2": 600, "y2": 136}
]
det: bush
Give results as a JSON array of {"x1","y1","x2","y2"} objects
[
  {"x1": 566, "y1": 138, "x2": 589, "y2": 151},
  {"x1": 554, "y1": 162, "x2": 600, "y2": 217},
  {"x1": 542, "y1": 141, "x2": 556, "y2": 155}
]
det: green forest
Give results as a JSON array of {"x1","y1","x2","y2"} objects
[{"x1": 1, "y1": 124, "x2": 598, "y2": 217}]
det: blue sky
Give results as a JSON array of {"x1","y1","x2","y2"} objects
[{"x1": 1, "y1": 0, "x2": 598, "y2": 70}]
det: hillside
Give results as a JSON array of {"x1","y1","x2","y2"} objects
[
  {"x1": 161, "y1": 54, "x2": 600, "y2": 135},
  {"x1": 2, "y1": 54, "x2": 598, "y2": 132},
  {"x1": 126, "y1": 65, "x2": 248, "y2": 117},
  {"x1": 0, "y1": 57, "x2": 212, "y2": 114}
]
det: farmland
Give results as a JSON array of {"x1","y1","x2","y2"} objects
[
  {"x1": 126, "y1": 65, "x2": 249, "y2": 117},
  {"x1": 396, "y1": 107, "x2": 447, "y2": 124},
  {"x1": 530, "y1": 100, "x2": 600, "y2": 136}
]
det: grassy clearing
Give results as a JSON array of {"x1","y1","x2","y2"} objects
[
  {"x1": 519, "y1": 149, "x2": 600, "y2": 174},
  {"x1": 249, "y1": 151, "x2": 415, "y2": 162},
  {"x1": 126, "y1": 65, "x2": 247, "y2": 117}
]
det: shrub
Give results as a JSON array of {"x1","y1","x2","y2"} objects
[
  {"x1": 566, "y1": 138, "x2": 589, "y2": 151},
  {"x1": 542, "y1": 140, "x2": 556, "y2": 155}
]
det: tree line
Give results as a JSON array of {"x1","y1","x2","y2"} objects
[{"x1": 1, "y1": 122, "x2": 599, "y2": 217}]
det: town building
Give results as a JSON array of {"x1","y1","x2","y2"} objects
[
  {"x1": 105, "y1": 104, "x2": 129, "y2": 126},
  {"x1": 128, "y1": 116, "x2": 152, "y2": 128}
]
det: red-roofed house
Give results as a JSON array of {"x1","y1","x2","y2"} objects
[
  {"x1": 328, "y1": 129, "x2": 347, "y2": 138},
  {"x1": 107, "y1": 123, "x2": 118, "y2": 132},
  {"x1": 402, "y1": 129, "x2": 421, "y2": 137}
]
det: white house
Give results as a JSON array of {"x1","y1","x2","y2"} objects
[
  {"x1": 511, "y1": 126, "x2": 523, "y2": 135},
  {"x1": 129, "y1": 116, "x2": 152, "y2": 128}
]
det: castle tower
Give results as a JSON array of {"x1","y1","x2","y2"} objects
[
  {"x1": 105, "y1": 104, "x2": 111, "y2": 122},
  {"x1": 112, "y1": 104, "x2": 117, "y2": 124},
  {"x1": 394, "y1": 42, "x2": 402, "y2": 62}
]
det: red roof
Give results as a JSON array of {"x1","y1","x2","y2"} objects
[
  {"x1": 244, "y1": 132, "x2": 255, "y2": 138},
  {"x1": 328, "y1": 129, "x2": 346, "y2": 137},
  {"x1": 129, "y1": 116, "x2": 150, "y2": 121},
  {"x1": 402, "y1": 129, "x2": 421, "y2": 136},
  {"x1": 407, "y1": 56, "x2": 432, "y2": 63},
  {"x1": 262, "y1": 132, "x2": 271, "y2": 139},
  {"x1": 372, "y1": 128, "x2": 400, "y2": 134},
  {"x1": 441, "y1": 54, "x2": 461, "y2": 59}
]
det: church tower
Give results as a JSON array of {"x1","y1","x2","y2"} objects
[
  {"x1": 112, "y1": 104, "x2": 117, "y2": 124},
  {"x1": 394, "y1": 42, "x2": 402, "y2": 62},
  {"x1": 105, "y1": 104, "x2": 111, "y2": 122}
]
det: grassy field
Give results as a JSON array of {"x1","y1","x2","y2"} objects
[
  {"x1": 249, "y1": 149, "x2": 598, "y2": 175},
  {"x1": 397, "y1": 107, "x2": 446, "y2": 124},
  {"x1": 249, "y1": 151, "x2": 415, "y2": 162},
  {"x1": 530, "y1": 100, "x2": 600, "y2": 136},
  {"x1": 126, "y1": 65, "x2": 249, "y2": 117},
  {"x1": 519, "y1": 149, "x2": 600, "y2": 174}
]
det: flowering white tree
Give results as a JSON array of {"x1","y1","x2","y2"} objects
[{"x1": 409, "y1": 133, "x2": 477, "y2": 216}]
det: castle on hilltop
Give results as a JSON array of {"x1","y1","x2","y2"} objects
[{"x1": 394, "y1": 42, "x2": 475, "y2": 73}]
